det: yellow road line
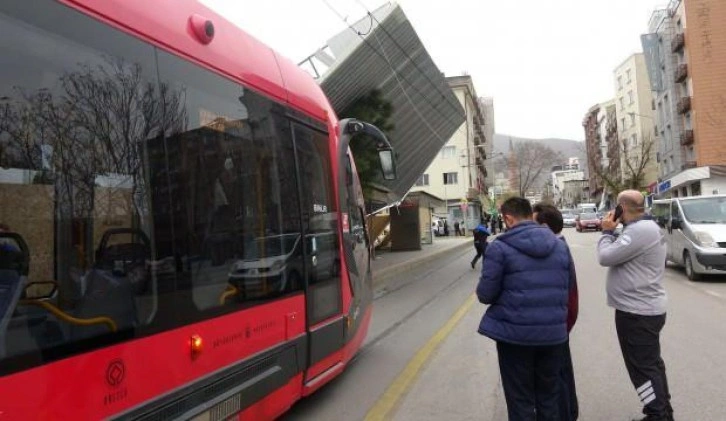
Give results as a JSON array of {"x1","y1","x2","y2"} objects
[{"x1": 364, "y1": 294, "x2": 477, "y2": 421}]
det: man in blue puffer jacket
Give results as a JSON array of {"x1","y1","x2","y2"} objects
[{"x1": 476, "y1": 197, "x2": 573, "y2": 421}]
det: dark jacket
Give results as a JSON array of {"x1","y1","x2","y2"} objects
[
  {"x1": 473, "y1": 224, "x2": 490, "y2": 245},
  {"x1": 476, "y1": 221, "x2": 572, "y2": 346}
]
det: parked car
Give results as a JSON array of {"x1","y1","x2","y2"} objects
[
  {"x1": 562, "y1": 212, "x2": 577, "y2": 228},
  {"x1": 652, "y1": 196, "x2": 726, "y2": 281},
  {"x1": 576, "y1": 212, "x2": 602, "y2": 232}
]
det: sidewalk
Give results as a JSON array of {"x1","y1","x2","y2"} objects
[{"x1": 371, "y1": 237, "x2": 472, "y2": 286}]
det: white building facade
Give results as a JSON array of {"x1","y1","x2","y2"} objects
[
  {"x1": 613, "y1": 53, "x2": 658, "y2": 187},
  {"x1": 409, "y1": 75, "x2": 489, "y2": 230}
]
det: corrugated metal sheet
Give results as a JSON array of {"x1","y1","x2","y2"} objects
[{"x1": 309, "y1": 4, "x2": 465, "y2": 204}]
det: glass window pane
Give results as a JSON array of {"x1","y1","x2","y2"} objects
[
  {"x1": 0, "y1": 0, "x2": 162, "y2": 368},
  {"x1": 155, "y1": 51, "x2": 304, "y2": 322},
  {"x1": 293, "y1": 125, "x2": 340, "y2": 323}
]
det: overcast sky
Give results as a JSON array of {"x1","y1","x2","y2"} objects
[{"x1": 202, "y1": 0, "x2": 664, "y2": 141}]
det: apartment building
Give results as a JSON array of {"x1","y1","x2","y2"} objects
[
  {"x1": 409, "y1": 75, "x2": 489, "y2": 229},
  {"x1": 562, "y1": 179, "x2": 590, "y2": 209},
  {"x1": 605, "y1": 102, "x2": 621, "y2": 185},
  {"x1": 552, "y1": 167, "x2": 586, "y2": 208},
  {"x1": 479, "y1": 97, "x2": 496, "y2": 190},
  {"x1": 643, "y1": 0, "x2": 726, "y2": 197},
  {"x1": 614, "y1": 53, "x2": 658, "y2": 187},
  {"x1": 584, "y1": 99, "x2": 621, "y2": 207},
  {"x1": 583, "y1": 104, "x2": 602, "y2": 197}
]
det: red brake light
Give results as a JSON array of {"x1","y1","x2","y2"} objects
[{"x1": 191, "y1": 334, "x2": 203, "y2": 358}]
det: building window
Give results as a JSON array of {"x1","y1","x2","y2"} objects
[
  {"x1": 415, "y1": 174, "x2": 429, "y2": 186},
  {"x1": 443, "y1": 172, "x2": 458, "y2": 185},
  {"x1": 628, "y1": 91, "x2": 634, "y2": 104},
  {"x1": 618, "y1": 76, "x2": 623, "y2": 90},
  {"x1": 631, "y1": 134, "x2": 638, "y2": 149},
  {"x1": 692, "y1": 181, "x2": 701, "y2": 196},
  {"x1": 626, "y1": 69, "x2": 632, "y2": 83},
  {"x1": 630, "y1": 114, "x2": 636, "y2": 127},
  {"x1": 621, "y1": 117, "x2": 626, "y2": 132},
  {"x1": 440, "y1": 145, "x2": 456, "y2": 158},
  {"x1": 619, "y1": 97, "x2": 625, "y2": 109}
]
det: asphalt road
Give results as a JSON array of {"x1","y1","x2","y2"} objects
[{"x1": 282, "y1": 229, "x2": 726, "y2": 420}]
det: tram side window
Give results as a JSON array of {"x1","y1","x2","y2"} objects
[
  {"x1": 292, "y1": 125, "x2": 341, "y2": 323},
  {"x1": 154, "y1": 51, "x2": 303, "y2": 319},
  {"x1": 0, "y1": 1, "x2": 165, "y2": 367}
]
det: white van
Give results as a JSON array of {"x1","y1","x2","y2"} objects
[
  {"x1": 576, "y1": 203, "x2": 598, "y2": 215},
  {"x1": 651, "y1": 196, "x2": 726, "y2": 280}
]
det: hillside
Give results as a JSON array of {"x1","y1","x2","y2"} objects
[{"x1": 491, "y1": 134, "x2": 587, "y2": 176}]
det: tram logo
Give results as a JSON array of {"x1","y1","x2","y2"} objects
[{"x1": 106, "y1": 359, "x2": 126, "y2": 387}]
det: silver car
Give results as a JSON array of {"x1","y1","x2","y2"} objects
[{"x1": 562, "y1": 212, "x2": 577, "y2": 228}]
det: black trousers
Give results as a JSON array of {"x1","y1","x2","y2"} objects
[
  {"x1": 559, "y1": 339, "x2": 578, "y2": 420},
  {"x1": 497, "y1": 341, "x2": 566, "y2": 421},
  {"x1": 471, "y1": 243, "x2": 486, "y2": 266},
  {"x1": 615, "y1": 310, "x2": 673, "y2": 420}
]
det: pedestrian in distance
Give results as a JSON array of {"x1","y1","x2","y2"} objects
[
  {"x1": 476, "y1": 197, "x2": 574, "y2": 421},
  {"x1": 498, "y1": 215, "x2": 504, "y2": 233},
  {"x1": 490, "y1": 215, "x2": 497, "y2": 235},
  {"x1": 454, "y1": 221, "x2": 460, "y2": 237},
  {"x1": 533, "y1": 203, "x2": 579, "y2": 421},
  {"x1": 470, "y1": 218, "x2": 490, "y2": 269},
  {"x1": 444, "y1": 220, "x2": 449, "y2": 237},
  {"x1": 597, "y1": 190, "x2": 673, "y2": 421}
]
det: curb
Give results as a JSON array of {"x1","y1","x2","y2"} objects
[{"x1": 372, "y1": 241, "x2": 472, "y2": 287}]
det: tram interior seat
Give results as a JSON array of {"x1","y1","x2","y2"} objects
[
  {"x1": 71, "y1": 267, "x2": 138, "y2": 340},
  {"x1": 0, "y1": 269, "x2": 24, "y2": 359}
]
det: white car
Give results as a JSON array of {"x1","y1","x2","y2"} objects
[
  {"x1": 228, "y1": 232, "x2": 337, "y2": 298},
  {"x1": 562, "y1": 213, "x2": 577, "y2": 228}
]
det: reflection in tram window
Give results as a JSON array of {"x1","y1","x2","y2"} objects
[
  {"x1": 0, "y1": 1, "x2": 329, "y2": 372},
  {"x1": 154, "y1": 51, "x2": 303, "y2": 315},
  {"x1": 0, "y1": 6, "x2": 178, "y2": 363}
]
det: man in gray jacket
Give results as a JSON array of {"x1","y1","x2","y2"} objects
[{"x1": 597, "y1": 190, "x2": 673, "y2": 421}]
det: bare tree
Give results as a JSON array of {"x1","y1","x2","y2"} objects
[
  {"x1": 593, "y1": 134, "x2": 655, "y2": 193},
  {"x1": 509, "y1": 141, "x2": 563, "y2": 197}
]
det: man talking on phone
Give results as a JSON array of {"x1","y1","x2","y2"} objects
[{"x1": 597, "y1": 190, "x2": 673, "y2": 421}]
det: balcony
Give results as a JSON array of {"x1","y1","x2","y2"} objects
[
  {"x1": 677, "y1": 96, "x2": 692, "y2": 114},
  {"x1": 682, "y1": 161, "x2": 697, "y2": 170},
  {"x1": 680, "y1": 129, "x2": 694, "y2": 146},
  {"x1": 671, "y1": 32, "x2": 685, "y2": 52},
  {"x1": 675, "y1": 63, "x2": 688, "y2": 83}
]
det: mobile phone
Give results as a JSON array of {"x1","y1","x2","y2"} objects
[{"x1": 613, "y1": 205, "x2": 624, "y2": 221}]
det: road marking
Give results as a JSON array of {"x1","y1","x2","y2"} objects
[
  {"x1": 705, "y1": 289, "x2": 723, "y2": 298},
  {"x1": 364, "y1": 294, "x2": 476, "y2": 421}
]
